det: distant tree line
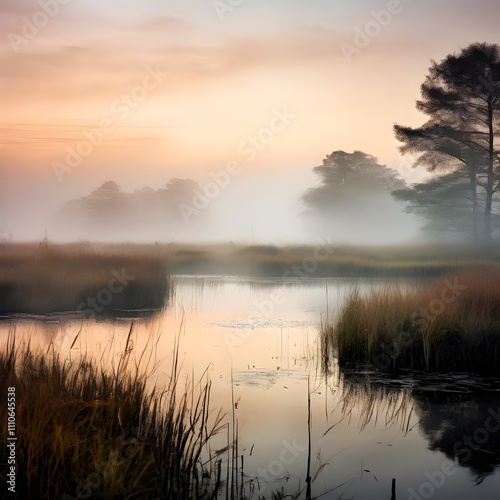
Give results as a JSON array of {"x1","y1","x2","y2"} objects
[{"x1": 59, "y1": 178, "x2": 203, "y2": 240}]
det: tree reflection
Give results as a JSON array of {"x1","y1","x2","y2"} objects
[
  {"x1": 337, "y1": 370, "x2": 500, "y2": 483},
  {"x1": 412, "y1": 389, "x2": 500, "y2": 484}
]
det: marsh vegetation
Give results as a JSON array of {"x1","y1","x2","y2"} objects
[
  {"x1": 2, "y1": 244, "x2": 500, "y2": 499},
  {"x1": 321, "y1": 267, "x2": 500, "y2": 375},
  {"x1": 0, "y1": 327, "x2": 230, "y2": 499},
  {"x1": 0, "y1": 242, "x2": 170, "y2": 317}
]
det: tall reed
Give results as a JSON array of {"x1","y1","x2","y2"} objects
[
  {"x1": 321, "y1": 267, "x2": 500, "y2": 375},
  {"x1": 0, "y1": 325, "x2": 224, "y2": 499}
]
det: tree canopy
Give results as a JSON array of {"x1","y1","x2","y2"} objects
[
  {"x1": 394, "y1": 42, "x2": 500, "y2": 241},
  {"x1": 301, "y1": 150, "x2": 413, "y2": 243},
  {"x1": 59, "y1": 178, "x2": 201, "y2": 240},
  {"x1": 302, "y1": 150, "x2": 403, "y2": 210}
]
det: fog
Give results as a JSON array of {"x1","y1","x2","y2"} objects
[
  {"x1": 0, "y1": 168, "x2": 422, "y2": 245},
  {"x1": 2, "y1": 0, "x2": 498, "y2": 248}
]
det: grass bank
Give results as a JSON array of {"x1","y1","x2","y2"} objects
[
  {"x1": 3, "y1": 241, "x2": 500, "y2": 286},
  {"x1": 159, "y1": 242, "x2": 500, "y2": 278},
  {"x1": 321, "y1": 267, "x2": 500, "y2": 375},
  {"x1": 0, "y1": 242, "x2": 170, "y2": 316}
]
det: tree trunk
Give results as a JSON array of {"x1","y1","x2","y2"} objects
[
  {"x1": 484, "y1": 98, "x2": 495, "y2": 242},
  {"x1": 470, "y1": 174, "x2": 479, "y2": 242}
]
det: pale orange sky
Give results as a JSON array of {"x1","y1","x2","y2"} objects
[{"x1": 1, "y1": 0, "x2": 499, "y2": 241}]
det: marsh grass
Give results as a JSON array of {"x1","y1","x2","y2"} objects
[
  {"x1": 322, "y1": 267, "x2": 500, "y2": 375},
  {"x1": 0, "y1": 243, "x2": 170, "y2": 316},
  {"x1": 3, "y1": 241, "x2": 500, "y2": 286},
  {"x1": 0, "y1": 324, "x2": 306, "y2": 500},
  {"x1": 0, "y1": 324, "x2": 226, "y2": 499},
  {"x1": 174, "y1": 244, "x2": 497, "y2": 278}
]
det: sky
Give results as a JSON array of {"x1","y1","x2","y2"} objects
[{"x1": 1, "y1": 0, "x2": 499, "y2": 242}]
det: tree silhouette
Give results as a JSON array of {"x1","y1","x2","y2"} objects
[
  {"x1": 60, "y1": 178, "x2": 202, "y2": 240},
  {"x1": 392, "y1": 170, "x2": 492, "y2": 238},
  {"x1": 394, "y1": 42, "x2": 500, "y2": 242},
  {"x1": 302, "y1": 150, "x2": 403, "y2": 210},
  {"x1": 301, "y1": 150, "x2": 410, "y2": 242}
]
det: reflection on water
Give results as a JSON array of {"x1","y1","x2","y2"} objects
[
  {"x1": 333, "y1": 372, "x2": 415, "y2": 434},
  {"x1": 414, "y1": 389, "x2": 500, "y2": 484},
  {"x1": 1, "y1": 275, "x2": 500, "y2": 499},
  {"x1": 336, "y1": 370, "x2": 500, "y2": 498}
]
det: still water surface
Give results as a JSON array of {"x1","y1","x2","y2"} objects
[{"x1": 3, "y1": 275, "x2": 500, "y2": 499}]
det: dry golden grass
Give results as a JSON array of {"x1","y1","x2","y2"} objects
[
  {"x1": 0, "y1": 242, "x2": 170, "y2": 316},
  {"x1": 2, "y1": 240, "x2": 500, "y2": 281},
  {"x1": 0, "y1": 326, "x2": 225, "y2": 499},
  {"x1": 323, "y1": 267, "x2": 500, "y2": 374}
]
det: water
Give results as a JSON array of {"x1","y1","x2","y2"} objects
[{"x1": 2, "y1": 275, "x2": 500, "y2": 499}]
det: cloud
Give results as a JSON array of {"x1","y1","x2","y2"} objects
[{"x1": 2, "y1": 0, "x2": 500, "y2": 189}]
